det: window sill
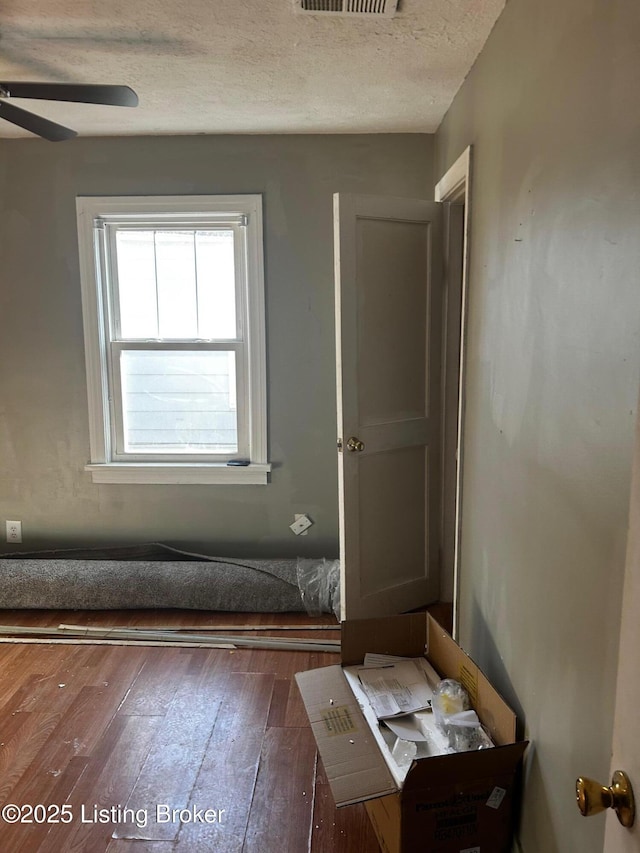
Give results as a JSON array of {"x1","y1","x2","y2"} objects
[{"x1": 85, "y1": 462, "x2": 271, "y2": 485}]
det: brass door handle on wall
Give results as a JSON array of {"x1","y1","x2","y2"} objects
[
  {"x1": 576, "y1": 771, "x2": 635, "y2": 827},
  {"x1": 346, "y1": 436, "x2": 365, "y2": 452}
]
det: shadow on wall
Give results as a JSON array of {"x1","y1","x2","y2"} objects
[
  {"x1": 468, "y1": 598, "x2": 559, "y2": 853},
  {"x1": 515, "y1": 746, "x2": 561, "y2": 853},
  {"x1": 469, "y1": 597, "x2": 526, "y2": 732}
]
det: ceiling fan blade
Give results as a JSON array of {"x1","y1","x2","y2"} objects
[
  {"x1": 0, "y1": 83, "x2": 138, "y2": 107},
  {"x1": 0, "y1": 100, "x2": 76, "y2": 141}
]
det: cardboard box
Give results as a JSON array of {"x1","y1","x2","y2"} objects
[{"x1": 295, "y1": 612, "x2": 527, "y2": 853}]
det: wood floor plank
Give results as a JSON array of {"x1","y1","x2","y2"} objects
[
  {"x1": 0, "y1": 709, "x2": 62, "y2": 803},
  {"x1": 117, "y1": 649, "x2": 191, "y2": 716},
  {"x1": 0, "y1": 643, "x2": 26, "y2": 668},
  {"x1": 215, "y1": 648, "x2": 254, "y2": 675},
  {"x1": 32, "y1": 717, "x2": 132, "y2": 853},
  {"x1": 112, "y1": 667, "x2": 228, "y2": 841},
  {"x1": 174, "y1": 672, "x2": 274, "y2": 852},
  {"x1": 242, "y1": 727, "x2": 317, "y2": 853},
  {"x1": 266, "y1": 677, "x2": 290, "y2": 727},
  {"x1": 53, "y1": 680, "x2": 139, "y2": 759},
  {"x1": 0, "y1": 685, "x2": 53, "y2": 749},
  {"x1": 13, "y1": 646, "x2": 103, "y2": 713},
  {"x1": 185, "y1": 647, "x2": 235, "y2": 677},
  {"x1": 82, "y1": 645, "x2": 111, "y2": 668},
  {"x1": 0, "y1": 610, "x2": 97, "y2": 629},
  {"x1": 11, "y1": 756, "x2": 90, "y2": 853},
  {"x1": 1, "y1": 673, "x2": 53, "y2": 717},
  {"x1": 246, "y1": 649, "x2": 335, "y2": 727},
  {"x1": 4, "y1": 686, "x2": 129, "y2": 817},
  {"x1": 49, "y1": 715, "x2": 162, "y2": 852},
  {"x1": 86, "y1": 645, "x2": 148, "y2": 696},
  {"x1": 0, "y1": 610, "x2": 334, "y2": 631},
  {"x1": 0, "y1": 646, "x2": 70, "y2": 707}
]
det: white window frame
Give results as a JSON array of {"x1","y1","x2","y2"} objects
[{"x1": 76, "y1": 194, "x2": 270, "y2": 485}]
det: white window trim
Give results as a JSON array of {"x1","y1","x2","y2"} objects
[{"x1": 76, "y1": 194, "x2": 270, "y2": 485}]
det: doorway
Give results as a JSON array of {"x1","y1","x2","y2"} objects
[
  {"x1": 435, "y1": 145, "x2": 472, "y2": 640},
  {"x1": 333, "y1": 162, "x2": 470, "y2": 626}
]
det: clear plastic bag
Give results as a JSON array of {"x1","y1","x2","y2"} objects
[
  {"x1": 296, "y1": 558, "x2": 341, "y2": 620},
  {"x1": 432, "y1": 678, "x2": 494, "y2": 753},
  {"x1": 445, "y1": 711, "x2": 495, "y2": 752},
  {"x1": 432, "y1": 678, "x2": 469, "y2": 718}
]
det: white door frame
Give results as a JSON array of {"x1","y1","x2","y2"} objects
[{"x1": 434, "y1": 145, "x2": 472, "y2": 640}]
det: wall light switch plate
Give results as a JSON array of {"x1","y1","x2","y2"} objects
[{"x1": 290, "y1": 514, "x2": 313, "y2": 536}]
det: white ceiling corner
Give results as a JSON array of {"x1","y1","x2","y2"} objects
[{"x1": 0, "y1": 0, "x2": 506, "y2": 139}]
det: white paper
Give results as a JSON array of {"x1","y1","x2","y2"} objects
[
  {"x1": 383, "y1": 715, "x2": 430, "y2": 742},
  {"x1": 363, "y1": 653, "x2": 441, "y2": 688},
  {"x1": 363, "y1": 653, "x2": 413, "y2": 668},
  {"x1": 342, "y1": 664, "x2": 412, "y2": 786},
  {"x1": 358, "y1": 658, "x2": 434, "y2": 719},
  {"x1": 486, "y1": 787, "x2": 506, "y2": 810},
  {"x1": 383, "y1": 710, "x2": 453, "y2": 756}
]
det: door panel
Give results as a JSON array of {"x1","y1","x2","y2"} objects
[
  {"x1": 358, "y1": 446, "x2": 428, "y2": 594},
  {"x1": 356, "y1": 217, "x2": 429, "y2": 423},
  {"x1": 335, "y1": 193, "x2": 443, "y2": 619}
]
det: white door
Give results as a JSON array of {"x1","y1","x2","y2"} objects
[
  {"x1": 603, "y1": 405, "x2": 640, "y2": 850},
  {"x1": 334, "y1": 193, "x2": 443, "y2": 620}
]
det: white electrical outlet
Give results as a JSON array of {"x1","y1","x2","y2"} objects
[
  {"x1": 6, "y1": 520, "x2": 22, "y2": 543},
  {"x1": 290, "y1": 514, "x2": 313, "y2": 536}
]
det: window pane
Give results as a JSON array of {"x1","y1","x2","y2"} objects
[
  {"x1": 120, "y1": 350, "x2": 238, "y2": 454},
  {"x1": 155, "y1": 231, "x2": 198, "y2": 338},
  {"x1": 116, "y1": 231, "x2": 159, "y2": 338},
  {"x1": 196, "y1": 230, "x2": 237, "y2": 339},
  {"x1": 115, "y1": 229, "x2": 237, "y2": 341}
]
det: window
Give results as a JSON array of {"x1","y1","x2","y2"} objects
[{"x1": 76, "y1": 195, "x2": 269, "y2": 484}]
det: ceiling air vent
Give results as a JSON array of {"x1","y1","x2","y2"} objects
[{"x1": 296, "y1": 0, "x2": 399, "y2": 17}]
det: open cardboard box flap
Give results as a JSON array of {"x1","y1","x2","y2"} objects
[
  {"x1": 295, "y1": 665, "x2": 399, "y2": 806},
  {"x1": 296, "y1": 612, "x2": 526, "y2": 809}
]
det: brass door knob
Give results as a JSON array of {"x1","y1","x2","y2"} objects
[
  {"x1": 576, "y1": 771, "x2": 635, "y2": 827},
  {"x1": 346, "y1": 436, "x2": 365, "y2": 452}
]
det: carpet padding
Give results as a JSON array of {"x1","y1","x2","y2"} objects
[{"x1": 0, "y1": 544, "x2": 321, "y2": 612}]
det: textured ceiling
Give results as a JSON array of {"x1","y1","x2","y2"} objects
[{"x1": 0, "y1": 0, "x2": 505, "y2": 139}]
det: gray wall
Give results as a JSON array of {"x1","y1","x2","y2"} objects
[
  {"x1": 435, "y1": 1, "x2": 640, "y2": 851},
  {"x1": 0, "y1": 134, "x2": 433, "y2": 556}
]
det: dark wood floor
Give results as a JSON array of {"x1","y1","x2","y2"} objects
[
  {"x1": 0, "y1": 610, "x2": 378, "y2": 852},
  {"x1": 0, "y1": 605, "x2": 452, "y2": 852}
]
